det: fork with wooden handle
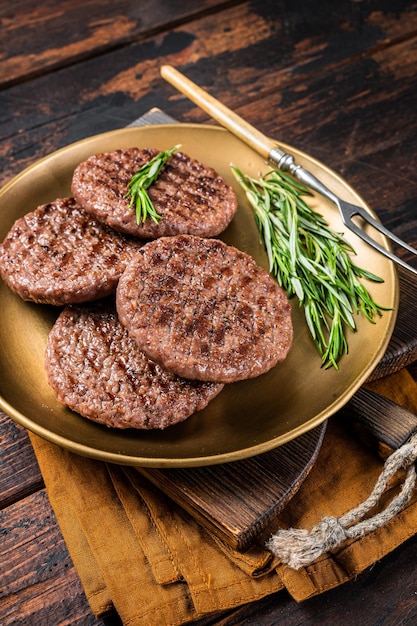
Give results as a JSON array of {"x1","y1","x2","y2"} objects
[{"x1": 161, "y1": 65, "x2": 417, "y2": 277}]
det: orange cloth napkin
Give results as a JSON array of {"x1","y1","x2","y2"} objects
[{"x1": 28, "y1": 369, "x2": 417, "y2": 625}]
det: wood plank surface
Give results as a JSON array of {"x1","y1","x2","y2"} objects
[
  {"x1": 1, "y1": 489, "x2": 108, "y2": 625},
  {"x1": 1, "y1": 1, "x2": 417, "y2": 624},
  {"x1": 0, "y1": 413, "x2": 43, "y2": 509},
  {"x1": 2, "y1": 1, "x2": 417, "y2": 213},
  {"x1": 1, "y1": 0, "x2": 242, "y2": 85}
]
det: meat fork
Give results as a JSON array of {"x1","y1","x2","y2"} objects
[
  {"x1": 268, "y1": 145, "x2": 417, "y2": 277},
  {"x1": 161, "y1": 65, "x2": 417, "y2": 277}
]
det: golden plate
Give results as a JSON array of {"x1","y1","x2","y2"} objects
[{"x1": 0, "y1": 124, "x2": 398, "y2": 467}]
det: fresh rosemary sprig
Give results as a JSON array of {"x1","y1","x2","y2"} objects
[
  {"x1": 231, "y1": 165, "x2": 388, "y2": 369},
  {"x1": 125, "y1": 145, "x2": 180, "y2": 224}
]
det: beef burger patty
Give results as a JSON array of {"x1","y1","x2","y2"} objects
[
  {"x1": 0, "y1": 197, "x2": 143, "y2": 305},
  {"x1": 116, "y1": 234, "x2": 293, "y2": 383},
  {"x1": 71, "y1": 147, "x2": 238, "y2": 239},
  {"x1": 45, "y1": 304, "x2": 224, "y2": 429}
]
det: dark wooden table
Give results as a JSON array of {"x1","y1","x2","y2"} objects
[{"x1": 1, "y1": 1, "x2": 417, "y2": 624}]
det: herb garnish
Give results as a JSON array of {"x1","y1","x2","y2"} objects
[
  {"x1": 231, "y1": 165, "x2": 388, "y2": 369},
  {"x1": 126, "y1": 145, "x2": 180, "y2": 224}
]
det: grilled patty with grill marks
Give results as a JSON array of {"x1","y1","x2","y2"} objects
[
  {"x1": 116, "y1": 234, "x2": 293, "y2": 383},
  {"x1": 0, "y1": 197, "x2": 143, "y2": 305},
  {"x1": 45, "y1": 303, "x2": 224, "y2": 429},
  {"x1": 71, "y1": 147, "x2": 238, "y2": 239}
]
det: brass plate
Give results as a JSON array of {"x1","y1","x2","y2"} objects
[{"x1": 0, "y1": 124, "x2": 398, "y2": 467}]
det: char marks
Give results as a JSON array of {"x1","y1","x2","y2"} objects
[
  {"x1": 71, "y1": 147, "x2": 238, "y2": 239},
  {"x1": 0, "y1": 197, "x2": 143, "y2": 305},
  {"x1": 116, "y1": 234, "x2": 293, "y2": 383},
  {"x1": 45, "y1": 304, "x2": 224, "y2": 430}
]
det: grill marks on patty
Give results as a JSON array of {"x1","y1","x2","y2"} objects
[
  {"x1": 45, "y1": 304, "x2": 224, "y2": 430},
  {"x1": 71, "y1": 147, "x2": 238, "y2": 239},
  {"x1": 0, "y1": 197, "x2": 143, "y2": 305},
  {"x1": 116, "y1": 235, "x2": 293, "y2": 383}
]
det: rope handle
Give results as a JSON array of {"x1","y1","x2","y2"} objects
[{"x1": 266, "y1": 432, "x2": 417, "y2": 569}]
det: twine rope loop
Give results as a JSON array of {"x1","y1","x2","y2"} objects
[{"x1": 267, "y1": 432, "x2": 417, "y2": 570}]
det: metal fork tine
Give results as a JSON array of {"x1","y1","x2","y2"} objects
[
  {"x1": 344, "y1": 202, "x2": 417, "y2": 256},
  {"x1": 282, "y1": 161, "x2": 417, "y2": 277},
  {"x1": 345, "y1": 217, "x2": 417, "y2": 277}
]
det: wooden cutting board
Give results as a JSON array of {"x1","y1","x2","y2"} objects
[
  {"x1": 139, "y1": 423, "x2": 326, "y2": 551},
  {"x1": 134, "y1": 109, "x2": 417, "y2": 551}
]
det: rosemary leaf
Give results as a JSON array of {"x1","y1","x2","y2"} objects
[
  {"x1": 125, "y1": 145, "x2": 180, "y2": 224},
  {"x1": 231, "y1": 164, "x2": 390, "y2": 369}
]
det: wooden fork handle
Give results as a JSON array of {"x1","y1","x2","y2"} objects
[
  {"x1": 161, "y1": 65, "x2": 278, "y2": 158},
  {"x1": 161, "y1": 65, "x2": 340, "y2": 198}
]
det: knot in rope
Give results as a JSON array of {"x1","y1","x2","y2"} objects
[{"x1": 267, "y1": 432, "x2": 417, "y2": 570}]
